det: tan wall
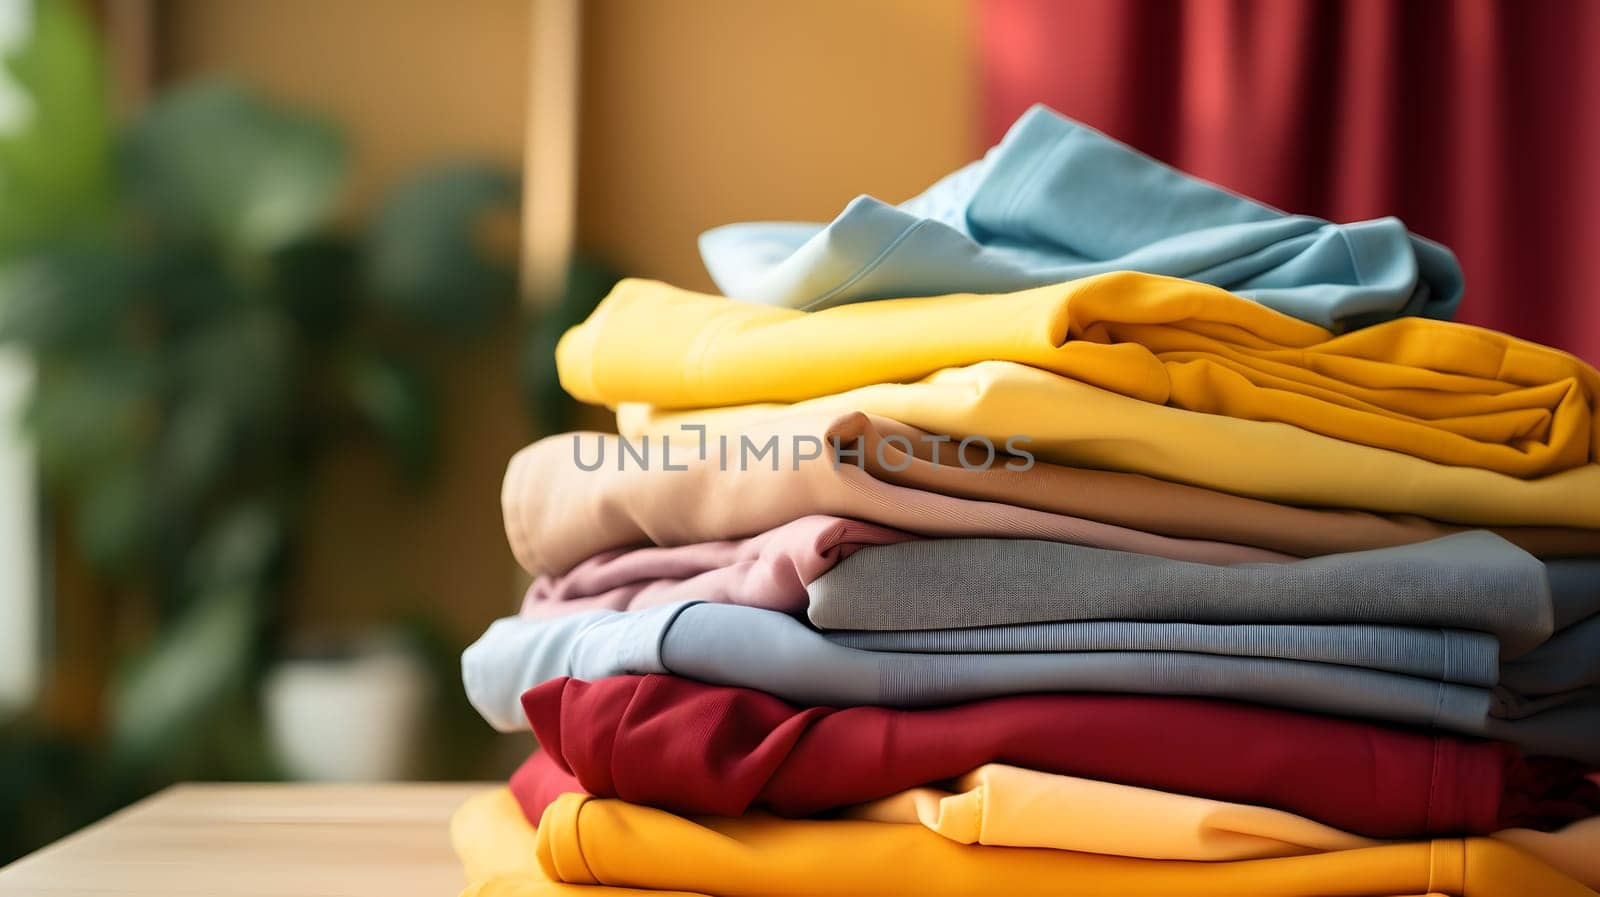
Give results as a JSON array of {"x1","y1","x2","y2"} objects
[
  {"x1": 153, "y1": 0, "x2": 977, "y2": 639},
  {"x1": 579, "y1": 0, "x2": 979, "y2": 289},
  {"x1": 160, "y1": 0, "x2": 531, "y2": 212}
]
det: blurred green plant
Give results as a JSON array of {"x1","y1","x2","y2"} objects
[{"x1": 0, "y1": 0, "x2": 613, "y2": 863}]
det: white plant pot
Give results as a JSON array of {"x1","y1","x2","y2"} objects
[{"x1": 264, "y1": 641, "x2": 432, "y2": 782}]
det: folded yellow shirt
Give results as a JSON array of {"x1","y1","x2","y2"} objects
[
  {"x1": 452, "y1": 789, "x2": 1596, "y2": 897},
  {"x1": 845, "y1": 762, "x2": 1378, "y2": 860},
  {"x1": 620, "y1": 361, "x2": 1600, "y2": 528},
  {"x1": 559, "y1": 272, "x2": 1600, "y2": 477}
]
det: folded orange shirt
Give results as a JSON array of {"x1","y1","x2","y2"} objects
[{"x1": 451, "y1": 789, "x2": 1598, "y2": 897}]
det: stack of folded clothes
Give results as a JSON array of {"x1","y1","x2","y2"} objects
[{"x1": 454, "y1": 106, "x2": 1600, "y2": 897}]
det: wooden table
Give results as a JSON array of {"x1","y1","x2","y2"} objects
[{"x1": 0, "y1": 783, "x2": 487, "y2": 897}]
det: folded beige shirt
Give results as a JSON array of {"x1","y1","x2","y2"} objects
[{"x1": 504, "y1": 410, "x2": 1600, "y2": 577}]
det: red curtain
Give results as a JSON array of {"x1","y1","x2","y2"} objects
[{"x1": 978, "y1": 0, "x2": 1600, "y2": 363}]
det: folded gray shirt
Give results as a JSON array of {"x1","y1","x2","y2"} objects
[
  {"x1": 805, "y1": 531, "x2": 1555, "y2": 658},
  {"x1": 463, "y1": 602, "x2": 1600, "y2": 757}
]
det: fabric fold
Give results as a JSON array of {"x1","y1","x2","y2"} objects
[
  {"x1": 559, "y1": 270, "x2": 1599, "y2": 477},
  {"x1": 843, "y1": 762, "x2": 1380, "y2": 858},
  {"x1": 503, "y1": 416, "x2": 1291, "y2": 577},
  {"x1": 463, "y1": 602, "x2": 1501, "y2": 740},
  {"x1": 514, "y1": 675, "x2": 1600, "y2": 838},
  {"x1": 620, "y1": 361, "x2": 1600, "y2": 528},
  {"x1": 501, "y1": 412, "x2": 1600, "y2": 577},
  {"x1": 461, "y1": 604, "x2": 685, "y2": 731},
  {"x1": 466, "y1": 605, "x2": 1600, "y2": 761},
  {"x1": 457, "y1": 784, "x2": 1600, "y2": 895},
  {"x1": 527, "y1": 791, "x2": 1594, "y2": 897},
  {"x1": 805, "y1": 532, "x2": 1553, "y2": 658},
  {"x1": 1501, "y1": 617, "x2": 1600, "y2": 695},
  {"x1": 519, "y1": 515, "x2": 913, "y2": 618},
  {"x1": 825, "y1": 620, "x2": 1499, "y2": 686},
  {"x1": 699, "y1": 104, "x2": 1461, "y2": 330},
  {"x1": 511, "y1": 748, "x2": 1381, "y2": 861}
]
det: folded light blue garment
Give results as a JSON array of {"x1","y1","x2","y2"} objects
[
  {"x1": 700, "y1": 105, "x2": 1462, "y2": 330},
  {"x1": 462, "y1": 603, "x2": 1600, "y2": 760},
  {"x1": 1483, "y1": 698, "x2": 1600, "y2": 764},
  {"x1": 461, "y1": 604, "x2": 692, "y2": 731},
  {"x1": 462, "y1": 602, "x2": 1503, "y2": 750},
  {"x1": 826, "y1": 620, "x2": 1499, "y2": 687},
  {"x1": 1501, "y1": 615, "x2": 1600, "y2": 696},
  {"x1": 1548, "y1": 557, "x2": 1600, "y2": 629}
]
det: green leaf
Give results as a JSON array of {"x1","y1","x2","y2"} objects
[
  {"x1": 364, "y1": 163, "x2": 515, "y2": 332},
  {"x1": 343, "y1": 350, "x2": 435, "y2": 482},
  {"x1": 269, "y1": 237, "x2": 357, "y2": 343},
  {"x1": 153, "y1": 394, "x2": 230, "y2": 511},
  {"x1": 0, "y1": 0, "x2": 113, "y2": 251},
  {"x1": 73, "y1": 457, "x2": 149, "y2": 571},
  {"x1": 142, "y1": 243, "x2": 240, "y2": 333},
  {"x1": 109, "y1": 586, "x2": 260, "y2": 764},
  {"x1": 172, "y1": 303, "x2": 295, "y2": 441},
  {"x1": 183, "y1": 502, "x2": 284, "y2": 595},
  {"x1": 123, "y1": 80, "x2": 346, "y2": 256},
  {"x1": 0, "y1": 241, "x2": 130, "y2": 350},
  {"x1": 26, "y1": 354, "x2": 151, "y2": 483}
]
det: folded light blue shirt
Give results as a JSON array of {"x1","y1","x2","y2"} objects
[
  {"x1": 460, "y1": 602, "x2": 1496, "y2": 744},
  {"x1": 700, "y1": 105, "x2": 1463, "y2": 330}
]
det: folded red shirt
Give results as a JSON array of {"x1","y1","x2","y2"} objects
[{"x1": 517, "y1": 674, "x2": 1599, "y2": 838}]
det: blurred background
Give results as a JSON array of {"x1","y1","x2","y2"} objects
[{"x1": 0, "y1": 0, "x2": 1596, "y2": 865}]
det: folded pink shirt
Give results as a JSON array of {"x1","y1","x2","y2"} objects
[{"x1": 522, "y1": 515, "x2": 914, "y2": 619}]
